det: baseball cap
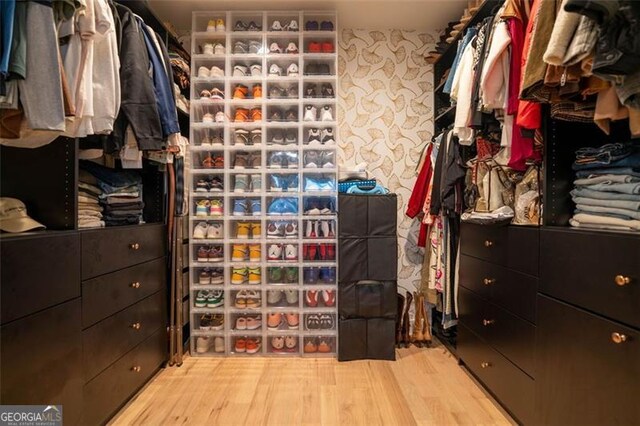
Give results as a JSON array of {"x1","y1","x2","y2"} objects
[{"x1": 0, "y1": 198, "x2": 46, "y2": 233}]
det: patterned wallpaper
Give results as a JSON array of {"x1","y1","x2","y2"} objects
[{"x1": 337, "y1": 29, "x2": 436, "y2": 291}]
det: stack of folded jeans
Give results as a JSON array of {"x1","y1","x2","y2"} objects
[
  {"x1": 80, "y1": 161, "x2": 145, "y2": 227},
  {"x1": 78, "y1": 170, "x2": 105, "y2": 229},
  {"x1": 570, "y1": 143, "x2": 640, "y2": 232}
]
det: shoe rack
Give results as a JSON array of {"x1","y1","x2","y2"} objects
[{"x1": 188, "y1": 11, "x2": 339, "y2": 357}]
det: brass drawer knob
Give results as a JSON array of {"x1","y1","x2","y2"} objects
[
  {"x1": 484, "y1": 240, "x2": 493, "y2": 248},
  {"x1": 615, "y1": 275, "x2": 631, "y2": 286},
  {"x1": 129, "y1": 243, "x2": 140, "y2": 250},
  {"x1": 481, "y1": 362, "x2": 492, "y2": 368},
  {"x1": 131, "y1": 322, "x2": 141, "y2": 330},
  {"x1": 130, "y1": 282, "x2": 141, "y2": 289},
  {"x1": 482, "y1": 319, "x2": 495, "y2": 326},
  {"x1": 612, "y1": 332, "x2": 628, "y2": 344},
  {"x1": 131, "y1": 366, "x2": 142, "y2": 373},
  {"x1": 483, "y1": 278, "x2": 495, "y2": 286}
]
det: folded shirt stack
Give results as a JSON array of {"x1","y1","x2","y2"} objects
[
  {"x1": 570, "y1": 143, "x2": 640, "y2": 232},
  {"x1": 78, "y1": 170, "x2": 105, "y2": 229}
]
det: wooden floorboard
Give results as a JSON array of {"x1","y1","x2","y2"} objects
[{"x1": 111, "y1": 343, "x2": 515, "y2": 426}]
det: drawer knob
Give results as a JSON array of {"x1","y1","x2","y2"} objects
[
  {"x1": 130, "y1": 282, "x2": 141, "y2": 289},
  {"x1": 615, "y1": 275, "x2": 631, "y2": 286},
  {"x1": 131, "y1": 366, "x2": 142, "y2": 373},
  {"x1": 129, "y1": 243, "x2": 140, "y2": 250},
  {"x1": 482, "y1": 319, "x2": 495, "y2": 326},
  {"x1": 611, "y1": 332, "x2": 628, "y2": 344},
  {"x1": 484, "y1": 240, "x2": 493, "y2": 248},
  {"x1": 131, "y1": 322, "x2": 141, "y2": 330},
  {"x1": 483, "y1": 278, "x2": 495, "y2": 286},
  {"x1": 481, "y1": 362, "x2": 492, "y2": 368}
]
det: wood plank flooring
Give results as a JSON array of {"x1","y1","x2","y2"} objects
[{"x1": 111, "y1": 342, "x2": 514, "y2": 425}]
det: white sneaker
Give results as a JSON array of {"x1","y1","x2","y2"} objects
[
  {"x1": 269, "y1": 42, "x2": 282, "y2": 54},
  {"x1": 196, "y1": 336, "x2": 211, "y2": 353},
  {"x1": 287, "y1": 63, "x2": 299, "y2": 76},
  {"x1": 285, "y1": 42, "x2": 298, "y2": 54},
  {"x1": 321, "y1": 128, "x2": 335, "y2": 145},
  {"x1": 286, "y1": 20, "x2": 299, "y2": 31},
  {"x1": 308, "y1": 128, "x2": 322, "y2": 146},
  {"x1": 267, "y1": 244, "x2": 283, "y2": 261},
  {"x1": 210, "y1": 66, "x2": 224, "y2": 77},
  {"x1": 250, "y1": 64, "x2": 262, "y2": 76},
  {"x1": 215, "y1": 111, "x2": 225, "y2": 123},
  {"x1": 214, "y1": 43, "x2": 225, "y2": 55},
  {"x1": 269, "y1": 64, "x2": 283, "y2": 76},
  {"x1": 206, "y1": 20, "x2": 216, "y2": 32},
  {"x1": 233, "y1": 65, "x2": 249, "y2": 77},
  {"x1": 320, "y1": 106, "x2": 333, "y2": 122},
  {"x1": 214, "y1": 337, "x2": 224, "y2": 353},
  {"x1": 271, "y1": 20, "x2": 284, "y2": 31},
  {"x1": 198, "y1": 66, "x2": 211, "y2": 78},
  {"x1": 216, "y1": 20, "x2": 225, "y2": 32},
  {"x1": 304, "y1": 106, "x2": 317, "y2": 122},
  {"x1": 207, "y1": 223, "x2": 223, "y2": 238},
  {"x1": 202, "y1": 113, "x2": 214, "y2": 123},
  {"x1": 193, "y1": 222, "x2": 209, "y2": 239},
  {"x1": 203, "y1": 43, "x2": 214, "y2": 55},
  {"x1": 305, "y1": 221, "x2": 316, "y2": 237},
  {"x1": 320, "y1": 221, "x2": 330, "y2": 238},
  {"x1": 284, "y1": 244, "x2": 297, "y2": 260}
]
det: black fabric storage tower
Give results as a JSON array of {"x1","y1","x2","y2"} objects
[{"x1": 337, "y1": 194, "x2": 398, "y2": 361}]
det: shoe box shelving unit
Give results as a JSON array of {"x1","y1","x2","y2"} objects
[{"x1": 188, "y1": 10, "x2": 339, "y2": 357}]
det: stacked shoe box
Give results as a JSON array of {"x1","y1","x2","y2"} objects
[{"x1": 337, "y1": 194, "x2": 398, "y2": 361}]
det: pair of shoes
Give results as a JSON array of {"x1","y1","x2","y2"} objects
[
  {"x1": 271, "y1": 335, "x2": 297, "y2": 353},
  {"x1": 267, "y1": 289, "x2": 299, "y2": 306},
  {"x1": 234, "y1": 337, "x2": 262, "y2": 354},
  {"x1": 304, "y1": 220, "x2": 335, "y2": 238},
  {"x1": 267, "y1": 243, "x2": 298, "y2": 261},
  {"x1": 201, "y1": 152, "x2": 224, "y2": 169},
  {"x1": 267, "y1": 197, "x2": 298, "y2": 215},
  {"x1": 231, "y1": 243, "x2": 261, "y2": 262},
  {"x1": 233, "y1": 152, "x2": 261, "y2": 169},
  {"x1": 269, "y1": 129, "x2": 297, "y2": 145},
  {"x1": 195, "y1": 176, "x2": 224, "y2": 192},
  {"x1": 269, "y1": 85, "x2": 298, "y2": 99},
  {"x1": 202, "y1": 111, "x2": 226, "y2": 123},
  {"x1": 199, "y1": 87, "x2": 225, "y2": 100},
  {"x1": 303, "y1": 150, "x2": 335, "y2": 168},
  {"x1": 233, "y1": 84, "x2": 262, "y2": 99},
  {"x1": 307, "y1": 41, "x2": 334, "y2": 53},
  {"x1": 304, "y1": 63, "x2": 331, "y2": 75},
  {"x1": 303, "y1": 267, "x2": 336, "y2": 284},
  {"x1": 270, "y1": 19, "x2": 299, "y2": 31},
  {"x1": 234, "y1": 20, "x2": 261, "y2": 31},
  {"x1": 202, "y1": 43, "x2": 225, "y2": 55},
  {"x1": 269, "y1": 108, "x2": 298, "y2": 122},
  {"x1": 197, "y1": 245, "x2": 224, "y2": 262},
  {"x1": 236, "y1": 221, "x2": 261, "y2": 239},
  {"x1": 233, "y1": 198, "x2": 261, "y2": 216},
  {"x1": 305, "y1": 20, "x2": 334, "y2": 31},
  {"x1": 234, "y1": 290, "x2": 261, "y2": 309},
  {"x1": 231, "y1": 266, "x2": 261, "y2": 284},
  {"x1": 233, "y1": 174, "x2": 261, "y2": 193},
  {"x1": 196, "y1": 336, "x2": 225, "y2": 353},
  {"x1": 304, "y1": 197, "x2": 335, "y2": 215},
  {"x1": 304, "y1": 105, "x2": 333, "y2": 122},
  {"x1": 199, "y1": 313, "x2": 224, "y2": 330},
  {"x1": 305, "y1": 313, "x2": 335, "y2": 330},
  {"x1": 234, "y1": 129, "x2": 262, "y2": 146},
  {"x1": 269, "y1": 42, "x2": 298, "y2": 54},
  {"x1": 267, "y1": 266, "x2": 299, "y2": 284},
  {"x1": 196, "y1": 199, "x2": 224, "y2": 217},
  {"x1": 269, "y1": 63, "x2": 299, "y2": 77},
  {"x1": 233, "y1": 64, "x2": 262, "y2": 77},
  {"x1": 304, "y1": 337, "x2": 333, "y2": 353},
  {"x1": 304, "y1": 290, "x2": 336, "y2": 307},
  {"x1": 206, "y1": 18, "x2": 225, "y2": 32},
  {"x1": 304, "y1": 176, "x2": 336, "y2": 192},
  {"x1": 267, "y1": 313, "x2": 299, "y2": 330},
  {"x1": 233, "y1": 40, "x2": 262, "y2": 54},
  {"x1": 268, "y1": 151, "x2": 299, "y2": 169},
  {"x1": 198, "y1": 65, "x2": 225, "y2": 78},
  {"x1": 193, "y1": 222, "x2": 224, "y2": 239},
  {"x1": 303, "y1": 243, "x2": 336, "y2": 261},
  {"x1": 234, "y1": 107, "x2": 262, "y2": 122},
  {"x1": 195, "y1": 290, "x2": 224, "y2": 308},
  {"x1": 200, "y1": 131, "x2": 223, "y2": 146},
  {"x1": 307, "y1": 128, "x2": 335, "y2": 146},
  {"x1": 267, "y1": 221, "x2": 298, "y2": 238},
  {"x1": 199, "y1": 268, "x2": 224, "y2": 285},
  {"x1": 304, "y1": 83, "x2": 335, "y2": 98},
  {"x1": 234, "y1": 315, "x2": 262, "y2": 330},
  {"x1": 269, "y1": 174, "x2": 299, "y2": 192}
]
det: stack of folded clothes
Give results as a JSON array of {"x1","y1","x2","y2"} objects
[
  {"x1": 570, "y1": 143, "x2": 640, "y2": 232},
  {"x1": 78, "y1": 170, "x2": 105, "y2": 229},
  {"x1": 80, "y1": 161, "x2": 145, "y2": 227}
]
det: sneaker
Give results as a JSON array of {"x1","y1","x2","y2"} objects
[
  {"x1": 268, "y1": 267, "x2": 284, "y2": 284},
  {"x1": 250, "y1": 174, "x2": 262, "y2": 192},
  {"x1": 317, "y1": 339, "x2": 332, "y2": 353},
  {"x1": 270, "y1": 20, "x2": 284, "y2": 31},
  {"x1": 321, "y1": 83, "x2": 335, "y2": 98},
  {"x1": 286, "y1": 84, "x2": 298, "y2": 98},
  {"x1": 307, "y1": 128, "x2": 321, "y2": 145},
  {"x1": 285, "y1": 222, "x2": 298, "y2": 238},
  {"x1": 195, "y1": 290, "x2": 209, "y2": 307},
  {"x1": 321, "y1": 128, "x2": 335, "y2": 145},
  {"x1": 207, "y1": 223, "x2": 223, "y2": 239},
  {"x1": 269, "y1": 110, "x2": 283, "y2": 122},
  {"x1": 286, "y1": 63, "x2": 299, "y2": 76},
  {"x1": 197, "y1": 66, "x2": 211, "y2": 78},
  {"x1": 202, "y1": 113, "x2": 214, "y2": 123},
  {"x1": 305, "y1": 314, "x2": 321, "y2": 330},
  {"x1": 285, "y1": 42, "x2": 299, "y2": 54},
  {"x1": 196, "y1": 200, "x2": 210, "y2": 216},
  {"x1": 322, "y1": 290, "x2": 336, "y2": 307},
  {"x1": 285, "y1": 313, "x2": 299, "y2": 329},
  {"x1": 234, "y1": 174, "x2": 250, "y2": 193},
  {"x1": 284, "y1": 335, "x2": 297, "y2": 352},
  {"x1": 211, "y1": 132, "x2": 224, "y2": 146},
  {"x1": 209, "y1": 88, "x2": 224, "y2": 101},
  {"x1": 232, "y1": 267, "x2": 248, "y2": 284},
  {"x1": 207, "y1": 290, "x2": 224, "y2": 308},
  {"x1": 268, "y1": 152, "x2": 284, "y2": 169},
  {"x1": 304, "y1": 63, "x2": 318, "y2": 75},
  {"x1": 268, "y1": 313, "x2": 283, "y2": 330},
  {"x1": 246, "y1": 338, "x2": 261, "y2": 354},
  {"x1": 305, "y1": 291, "x2": 318, "y2": 307},
  {"x1": 250, "y1": 199, "x2": 261, "y2": 216},
  {"x1": 251, "y1": 107, "x2": 262, "y2": 122},
  {"x1": 196, "y1": 179, "x2": 210, "y2": 192},
  {"x1": 236, "y1": 222, "x2": 250, "y2": 239},
  {"x1": 285, "y1": 130, "x2": 297, "y2": 145},
  {"x1": 234, "y1": 108, "x2": 250, "y2": 122},
  {"x1": 267, "y1": 222, "x2": 285, "y2": 238},
  {"x1": 269, "y1": 86, "x2": 284, "y2": 98},
  {"x1": 209, "y1": 246, "x2": 224, "y2": 262},
  {"x1": 234, "y1": 338, "x2": 246, "y2": 353},
  {"x1": 234, "y1": 152, "x2": 249, "y2": 169},
  {"x1": 235, "y1": 129, "x2": 249, "y2": 145},
  {"x1": 267, "y1": 244, "x2": 283, "y2": 261},
  {"x1": 248, "y1": 267, "x2": 261, "y2": 284},
  {"x1": 320, "y1": 106, "x2": 333, "y2": 121},
  {"x1": 247, "y1": 21, "x2": 261, "y2": 31},
  {"x1": 303, "y1": 267, "x2": 319, "y2": 284},
  {"x1": 215, "y1": 18, "x2": 225, "y2": 32},
  {"x1": 210, "y1": 314, "x2": 224, "y2": 332},
  {"x1": 285, "y1": 289, "x2": 298, "y2": 305},
  {"x1": 206, "y1": 20, "x2": 216, "y2": 32},
  {"x1": 269, "y1": 63, "x2": 283, "y2": 76},
  {"x1": 213, "y1": 337, "x2": 225, "y2": 353},
  {"x1": 234, "y1": 20, "x2": 248, "y2": 31},
  {"x1": 196, "y1": 336, "x2": 211, "y2": 353},
  {"x1": 304, "y1": 338, "x2": 318, "y2": 353},
  {"x1": 210, "y1": 66, "x2": 225, "y2": 77},
  {"x1": 233, "y1": 65, "x2": 249, "y2": 76},
  {"x1": 193, "y1": 222, "x2": 209, "y2": 239},
  {"x1": 284, "y1": 244, "x2": 297, "y2": 261},
  {"x1": 203, "y1": 43, "x2": 214, "y2": 55},
  {"x1": 246, "y1": 316, "x2": 262, "y2": 330},
  {"x1": 269, "y1": 42, "x2": 282, "y2": 54},
  {"x1": 250, "y1": 129, "x2": 262, "y2": 145},
  {"x1": 200, "y1": 313, "x2": 213, "y2": 329},
  {"x1": 304, "y1": 150, "x2": 320, "y2": 168},
  {"x1": 271, "y1": 336, "x2": 285, "y2": 352},
  {"x1": 319, "y1": 313, "x2": 335, "y2": 330},
  {"x1": 267, "y1": 289, "x2": 283, "y2": 305},
  {"x1": 244, "y1": 290, "x2": 261, "y2": 308},
  {"x1": 285, "y1": 151, "x2": 298, "y2": 168},
  {"x1": 250, "y1": 64, "x2": 262, "y2": 76},
  {"x1": 232, "y1": 244, "x2": 248, "y2": 262},
  {"x1": 270, "y1": 129, "x2": 284, "y2": 145},
  {"x1": 308, "y1": 41, "x2": 321, "y2": 53},
  {"x1": 286, "y1": 20, "x2": 299, "y2": 31},
  {"x1": 250, "y1": 222, "x2": 261, "y2": 238},
  {"x1": 233, "y1": 84, "x2": 248, "y2": 100},
  {"x1": 211, "y1": 268, "x2": 224, "y2": 284},
  {"x1": 253, "y1": 84, "x2": 262, "y2": 99},
  {"x1": 321, "y1": 42, "x2": 334, "y2": 53},
  {"x1": 285, "y1": 267, "x2": 298, "y2": 284},
  {"x1": 305, "y1": 21, "x2": 319, "y2": 31},
  {"x1": 249, "y1": 244, "x2": 261, "y2": 262},
  {"x1": 304, "y1": 106, "x2": 317, "y2": 122},
  {"x1": 270, "y1": 174, "x2": 283, "y2": 192},
  {"x1": 305, "y1": 84, "x2": 318, "y2": 98},
  {"x1": 210, "y1": 176, "x2": 224, "y2": 192},
  {"x1": 233, "y1": 41, "x2": 248, "y2": 54},
  {"x1": 236, "y1": 316, "x2": 248, "y2": 330},
  {"x1": 284, "y1": 109, "x2": 297, "y2": 122},
  {"x1": 317, "y1": 63, "x2": 331, "y2": 75},
  {"x1": 214, "y1": 43, "x2": 225, "y2": 55},
  {"x1": 197, "y1": 246, "x2": 210, "y2": 262},
  {"x1": 249, "y1": 41, "x2": 262, "y2": 54},
  {"x1": 199, "y1": 269, "x2": 212, "y2": 285},
  {"x1": 215, "y1": 111, "x2": 225, "y2": 122},
  {"x1": 322, "y1": 151, "x2": 335, "y2": 168},
  {"x1": 320, "y1": 21, "x2": 334, "y2": 31},
  {"x1": 233, "y1": 198, "x2": 249, "y2": 215}
]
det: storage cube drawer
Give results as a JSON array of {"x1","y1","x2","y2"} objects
[
  {"x1": 338, "y1": 194, "x2": 397, "y2": 238},
  {"x1": 83, "y1": 291, "x2": 166, "y2": 382},
  {"x1": 82, "y1": 257, "x2": 166, "y2": 327},
  {"x1": 339, "y1": 237, "x2": 397, "y2": 282},
  {"x1": 540, "y1": 229, "x2": 640, "y2": 329},
  {"x1": 536, "y1": 295, "x2": 640, "y2": 426},
  {"x1": 1, "y1": 233, "x2": 80, "y2": 324},
  {"x1": 338, "y1": 318, "x2": 395, "y2": 361},
  {"x1": 339, "y1": 280, "x2": 397, "y2": 319},
  {"x1": 81, "y1": 224, "x2": 166, "y2": 279},
  {"x1": 82, "y1": 329, "x2": 166, "y2": 425},
  {"x1": 458, "y1": 325, "x2": 535, "y2": 425}
]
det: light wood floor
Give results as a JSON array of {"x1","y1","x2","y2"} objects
[{"x1": 111, "y1": 342, "x2": 514, "y2": 426}]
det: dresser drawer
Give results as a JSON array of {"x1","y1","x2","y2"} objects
[
  {"x1": 1, "y1": 233, "x2": 80, "y2": 324},
  {"x1": 488, "y1": 303, "x2": 536, "y2": 378},
  {"x1": 83, "y1": 291, "x2": 166, "y2": 382},
  {"x1": 536, "y1": 295, "x2": 640, "y2": 425},
  {"x1": 81, "y1": 224, "x2": 166, "y2": 280},
  {"x1": 460, "y1": 223, "x2": 507, "y2": 265},
  {"x1": 458, "y1": 325, "x2": 535, "y2": 425},
  {"x1": 82, "y1": 329, "x2": 166, "y2": 425},
  {"x1": 459, "y1": 286, "x2": 491, "y2": 341},
  {"x1": 540, "y1": 229, "x2": 640, "y2": 329},
  {"x1": 82, "y1": 258, "x2": 166, "y2": 327}
]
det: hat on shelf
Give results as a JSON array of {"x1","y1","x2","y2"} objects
[{"x1": 0, "y1": 197, "x2": 45, "y2": 233}]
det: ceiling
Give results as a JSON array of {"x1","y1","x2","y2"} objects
[{"x1": 148, "y1": 0, "x2": 467, "y2": 32}]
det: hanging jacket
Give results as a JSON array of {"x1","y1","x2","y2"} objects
[
  {"x1": 517, "y1": 0, "x2": 543, "y2": 131},
  {"x1": 407, "y1": 143, "x2": 434, "y2": 218}
]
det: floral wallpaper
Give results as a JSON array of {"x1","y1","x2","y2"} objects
[{"x1": 337, "y1": 29, "x2": 437, "y2": 291}]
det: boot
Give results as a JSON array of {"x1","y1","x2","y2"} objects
[
  {"x1": 411, "y1": 292, "x2": 425, "y2": 347},
  {"x1": 396, "y1": 293, "x2": 406, "y2": 347},
  {"x1": 420, "y1": 294, "x2": 432, "y2": 347},
  {"x1": 402, "y1": 291, "x2": 413, "y2": 348}
]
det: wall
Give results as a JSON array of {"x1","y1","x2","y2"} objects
[{"x1": 337, "y1": 29, "x2": 436, "y2": 292}]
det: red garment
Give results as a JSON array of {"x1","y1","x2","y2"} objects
[
  {"x1": 506, "y1": 17, "x2": 524, "y2": 115},
  {"x1": 517, "y1": 0, "x2": 542, "y2": 130},
  {"x1": 418, "y1": 222, "x2": 428, "y2": 248},
  {"x1": 406, "y1": 144, "x2": 433, "y2": 218}
]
